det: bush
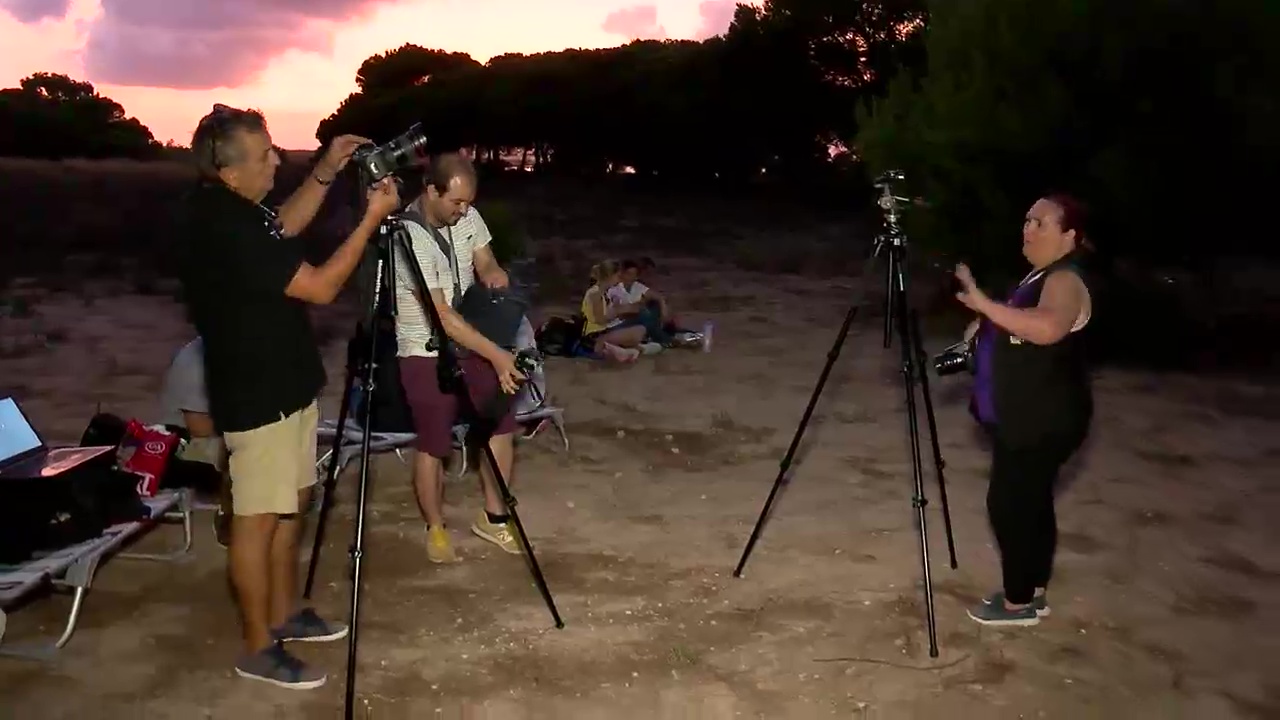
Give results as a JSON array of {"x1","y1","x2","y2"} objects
[
  {"x1": 476, "y1": 199, "x2": 527, "y2": 266},
  {"x1": 856, "y1": 0, "x2": 1280, "y2": 286}
]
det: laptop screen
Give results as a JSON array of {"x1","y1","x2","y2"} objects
[{"x1": 0, "y1": 397, "x2": 44, "y2": 466}]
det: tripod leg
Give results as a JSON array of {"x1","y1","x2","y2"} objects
[
  {"x1": 303, "y1": 347, "x2": 357, "y2": 600},
  {"x1": 734, "y1": 301, "x2": 860, "y2": 578},
  {"x1": 909, "y1": 310, "x2": 959, "y2": 570},
  {"x1": 476, "y1": 439, "x2": 565, "y2": 628},
  {"x1": 895, "y1": 291, "x2": 940, "y2": 658},
  {"x1": 344, "y1": 323, "x2": 381, "y2": 720},
  {"x1": 883, "y1": 250, "x2": 895, "y2": 349}
]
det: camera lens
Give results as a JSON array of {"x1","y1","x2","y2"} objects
[
  {"x1": 387, "y1": 124, "x2": 429, "y2": 165},
  {"x1": 932, "y1": 343, "x2": 973, "y2": 377},
  {"x1": 933, "y1": 352, "x2": 964, "y2": 376}
]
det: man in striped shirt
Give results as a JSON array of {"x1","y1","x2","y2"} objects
[{"x1": 393, "y1": 153, "x2": 525, "y2": 564}]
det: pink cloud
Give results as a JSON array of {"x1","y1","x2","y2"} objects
[
  {"x1": 0, "y1": 0, "x2": 70, "y2": 23},
  {"x1": 4, "y1": 0, "x2": 400, "y2": 90},
  {"x1": 694, "y1": 0, "x2": 738, "y2": 40},
  {"x1": 601, "y1": 4, "x2": 667, "y2": 41}
]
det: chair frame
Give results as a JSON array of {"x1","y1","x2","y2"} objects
[{"x1": 0, "y1": 489, "x2": 193, "y2": 661}]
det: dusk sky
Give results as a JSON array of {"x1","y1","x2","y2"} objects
[{"x1": 0, "y1": 0, "x2": 745, "y2": 149}]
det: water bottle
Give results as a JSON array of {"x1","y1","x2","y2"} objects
[{"x1": 701, "y1": 320, "x2": 714, "y2": 352}]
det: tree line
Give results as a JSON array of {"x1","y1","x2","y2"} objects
[
  {"x1": 0, "y1": 72, "x2": 162, "y2": 160},
  {"x1": 857, "y1": 0, "x2": 1280, "y2": 273},
  {"x1": 318, "y1": 0, "x2": 1278, "y2": 268},
  {"x1": 319, "y1": 1, "x2": 926, "y2": 183},
  {"x1": 5, "y1": 0, "x2": 1277, "y2": 269}
]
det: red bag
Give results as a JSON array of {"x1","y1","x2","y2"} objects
[{"x1": 117, "y1": 420, "x2": 178, "y2": 497}]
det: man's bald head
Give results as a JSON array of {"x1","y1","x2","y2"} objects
[{"x1": 424, "y1": 152, "x2": 477, "y2": 195}]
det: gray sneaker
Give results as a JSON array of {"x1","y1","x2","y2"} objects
[
  {"x1": 273, "y1": 608, "x2": 349, "y2": 643},
  {"x1": 234, "y1": 643, "x2": 326, "y2": 689}
]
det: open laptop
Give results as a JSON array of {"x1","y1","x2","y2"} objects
[{"x1": 0, "y1": 397, "x2": 114, "y2": 480}]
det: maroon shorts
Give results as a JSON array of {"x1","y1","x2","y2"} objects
[{"x1": 399, "y1": 354, "x2": 519, "y2": 458}]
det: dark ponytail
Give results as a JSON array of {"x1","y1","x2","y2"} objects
[{"x1": 1043, "y1": 193, "x2": 1093, "y2": 253}]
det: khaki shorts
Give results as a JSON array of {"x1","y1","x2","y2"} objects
[
  {"x1": 178, "y1": 435, "x2": 227, "y2": 470},
  {"x1": 223, "y1": 400, "x2": 319, "y2": 516}
]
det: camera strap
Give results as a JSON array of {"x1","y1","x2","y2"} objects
[
  {"x1": 400, "y1": 204, "x2": 463, "y2": 309},
  {"x1": 423, "y1": 223, "x2": 464, "y2": 310}
]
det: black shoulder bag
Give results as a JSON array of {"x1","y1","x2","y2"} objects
[{"x1": 398, "y1": 208, "x2": 530, "y2": 351}]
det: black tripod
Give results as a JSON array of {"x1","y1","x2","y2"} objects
[
  {"x1": 302, "y1": 215, "x2": 564, "y2": 720},
  {"x1": 732, "y1": 171, "x2": 957, "y2": 658}
]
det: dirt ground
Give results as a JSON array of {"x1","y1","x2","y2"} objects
[{"x1": 1, "y1": 260, "x2": 1278, "y2": 720}]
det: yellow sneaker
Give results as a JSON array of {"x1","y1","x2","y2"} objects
[
  {"x1": 426, "y1": 526, "x2": 459, "y2": 564},
  {"x1": 470, "y1": 511, "x2": 525, "y2": 555}
]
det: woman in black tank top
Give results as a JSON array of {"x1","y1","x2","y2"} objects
[{"x1": 952, "y1": 194, "x2": 1095, "y2": 627}]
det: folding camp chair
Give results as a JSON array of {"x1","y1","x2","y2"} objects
[
  {"x1": 316, "y1": 404, "x2": 568, "y2": 484},
  {"x1": 314, "y1": 417, "x2": 463, "y2": 482},
  {"x1": 0, "y1": 489, "x2": 193, "y2": 661}
]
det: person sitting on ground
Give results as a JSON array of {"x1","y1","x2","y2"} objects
[
  {"x1": 632, "y1": 256, "x2": 702, "y2": 340},
  {"x1": 159, "y1": 336, "x2": 232, "y2": 548},
  {"x1": 607, "y1": 258, "x2": 672, "y2": 346},
  {"x1": 581, "y1": 260, "x2": 646, "y2": 363}
]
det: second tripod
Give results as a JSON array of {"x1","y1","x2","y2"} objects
[
  {"x1": 302, "y1": 214, "x2": 564, "y2": 720},
  {"x1": 733, "y1": 170, "x2": 958, "y2": 658}
]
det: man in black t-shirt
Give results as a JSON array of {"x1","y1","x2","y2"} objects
[{"x1": 174, "y1": 104, "x2": 400, "y2": 689}]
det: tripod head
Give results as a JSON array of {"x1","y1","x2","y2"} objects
[
  {"x1": 377, "y1": 209, "x2": 413, "y2": 243},
  {"x1": 873, "y1": 170, "x2": 912, "y2": 258}
]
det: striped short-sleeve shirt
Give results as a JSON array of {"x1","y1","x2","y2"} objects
[{"x1": 393, "y1": 205, "x2": 493, "y2": 358}]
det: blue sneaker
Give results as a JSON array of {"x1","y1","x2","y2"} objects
[
  {"x1": 982, "y1": 591, "x2": 1050, "y2": 617},
  {"x1": 234, "y1": 643, "x2": 326, "y2": 689},
  {"x1": 967, "y1": 595, "x2": 1040, "y2": 626},
  {"x1": 272, "y1": 608, "x2": 349, "y2": 643}
]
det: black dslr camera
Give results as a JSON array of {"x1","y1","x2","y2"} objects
[
  {"x1": 513, "y1": 348, "x2": 542, "y2": 378},
  {"x1": 933, "y1": 339, "x2": 975, "y2": 377},
  {"x1": 350, "y1": 123, "x2": 429, "y2": 186}
]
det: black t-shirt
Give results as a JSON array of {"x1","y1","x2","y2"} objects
[{"x1": 173, "y1": 181, "x2": 326, "y2": 433}]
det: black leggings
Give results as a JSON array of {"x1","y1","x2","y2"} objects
[{"x1": 986, "y1": 429, "x2": 1085, "y2": 605}]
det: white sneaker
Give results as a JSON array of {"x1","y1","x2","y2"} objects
[{"x1": 639, "y1": 342, "x2": 664, "y2": 355}]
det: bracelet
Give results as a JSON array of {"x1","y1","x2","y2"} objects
[{"x1": 312, "y1": 173, "x2": 334, "y2": 186}]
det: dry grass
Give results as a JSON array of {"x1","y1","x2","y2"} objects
[
  {"x1": 0, "y1": 157, "x2": 322, "y2": 291},
  {"x1": 0, "y1": 158, "x2": 1277, "y2": 375},
  {"x1": 0, "y1": 156, "x2": 893, "y2": 306},
  {"x1": 0, "y1": 157, "x2": 197, "y2": 177}
]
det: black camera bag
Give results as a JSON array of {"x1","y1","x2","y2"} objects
[
  {"x1": 0, "y1": 448, "x2": 144, "y2": 565},
  {"x1": 399, "y1": 207, "x2": 529, "y2": 350}
]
